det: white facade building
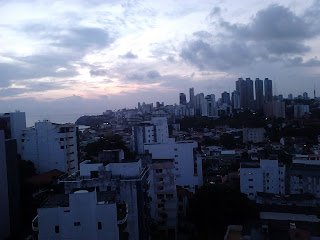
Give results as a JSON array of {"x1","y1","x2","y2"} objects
[
  {"x1": 131, "y1": 117, "x2": 169, "y2": 154},
  {"x1": 61, "y1": 159, "x2": 151, "y2": 240},
  {"x1": 240, "y1": 160, "x2": 286, "y2": 201},
  {"x1": 21, "y1": 121, "x2": 78, "y2": 174},
  {"x1": 145, "y1": 138, "x2": 203, "y2": 192},
  {"x1": 243, "y1": 128, "x2": 266, "y2": 143},
  {"x1": 36, "y1": 189, "x2": 120, "y2": 240}
]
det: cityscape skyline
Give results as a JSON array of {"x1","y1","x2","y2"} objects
[{"x1": 1, "y1": 0, "x2": 320, "y2": 120}]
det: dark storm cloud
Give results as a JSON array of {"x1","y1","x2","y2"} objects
[
  {"x1": 1, "y1": 25, "x2": 112, "y2": 93},
  {"x1": 181, "y1": 4, "x2": 320, "y2": 71},
  {"x1": 53, "y1": 27, "x2": 111, "y2": 50},
  {"x1": 146, "y1": 70, "x2": 161, "y2": 78},
  {"x1": 286, "y1": 57, "x2": 320, "y2": 67},
  {"x1": 124, "y1": 70, "x2": 162, "y2": 83},
  {"x1": 181, "y1": 40, "x2": 256, "y2": 70},
  {"x1": 221, "y1": 5, "x2": 316, "y2": 40},
  {"x1": 0, "y1": 81, "x2": 68, "y2": 97},
  {"x1": 119, "y1": 51, "x2": 138, "y2": 59}
]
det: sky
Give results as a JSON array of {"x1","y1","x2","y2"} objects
[{"x1": 1, "y1": 0, "x2": 320, "y2": 125}]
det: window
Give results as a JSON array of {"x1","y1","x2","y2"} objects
[
  {"x1": 248, "y1": 173, "x2": 252, "y2": 175},
  {"x1": 158, "y1": 178, "x2": 163, "y2": 182},
  {"x1": 55, "y1": 226, "x2": 59, "y2": 233},
  {"x1": 60, "y1": 138, "x2": 64, "y2": 141},
  {"x1": 248, "y1": 179, "x2": 253, "y2": 181},
  {"x1": 156, "y1": 169, "x2": 163, "y2": 173},
  {"x1": 107, "y1": 186, "x2": 111, "y2": 191},
  {"x1": 64, "y1": 210, "x2": 70, "y2": 213},
  {"x1": 69, "y1": 144, "x2": 74, "y2": 147},
  {"x1": 158, "y1": 186, "x2": 164, "y2": 191},
  {"x1": 98, "y1": 222, "x2": 102, "y2": 230},
  {"x1": 60, "y1": 146, "x2": 64, "y2": 149},
  {"x1": 158, "y1": 204, "x2": 164, "y2": 208},
  {"x1": 70, "y1": 159, "x2": 75, "y2": 163},
  {"x1": 249, "y1": 186, "x2": 253, "y2": 189},
  {"x1": 174, "y1": 148, "x2": 178, "y2": 151},
  {"x1": 157, "y1": 194, "x2": 164, "y2": 199},
  {"x1": 74, "y1": 222, "x2": 81, "y2": 226},
  {"x1": 69, "y1": 136, "x2": 73, "y2": 139},
  {"x1": 91, "y1": 171, "x2": 98, "y2": 178},
  {"x1": 21, "y1": 139, "x2": 25, "y2": 142},
  {"x1": 166, "y1": 194, "x2": 174, "y2": 199},
  {"x1": 174, "y1": 155, "x2": 178, "y2": 157}
]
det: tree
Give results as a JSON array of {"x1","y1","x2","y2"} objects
[
  {"x1": 220, "y1": 133, "x2": 234, "y2": 149},
  {"x1": 84, "y1": 134, "x2": 134, "y2": 159},
  {"x1": 187, "y1": 184, "x2": 258, "y2": 239}
]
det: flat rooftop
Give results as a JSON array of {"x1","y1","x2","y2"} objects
[
  {"x1": 260, "y1": 212, "x2": 320, "y2": 223},
  {"x1": 42, "y1": 190, "x2": 116, "y2": 208}
]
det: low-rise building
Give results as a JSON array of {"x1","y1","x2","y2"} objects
[
  {"x1": 35, "y1": 189, "x2": 124, "y2": 240},
  {"x1": 240, "y1": 160, "x2": 286, "y2": 200},
  {"x1": 243, "y1": 128, "x2": 266, "y2": 143}
]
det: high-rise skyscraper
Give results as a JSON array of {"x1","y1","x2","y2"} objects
[
  {"x1": 221, "y1": 91, "x2": 230, "y2": 105},
  {"x1": 189, "y1": 87, "x2": 195, "y2": 107},
  {"x1": 288, "y1": 93, "x2": 293, "y2": 100},
  {"x1": 231, "y1": 90, "x2": 240, "y2": 109},
  {"x1": 246, "y1": 78, "x2": 254, "y2": 108},
  {"x1": 179, "y1": 93, "x2": 187, "y2": 105},
  {"x1": 236, "y1": 78, "x2": 254, "y2": 109},
  {"x1": 264, "y1": 78, "x2": 273, "y2": 102},
  {"x1": 236, "y1": 78, "x2": 247, "y2": 108},
  {"x1": 255, "y1": 78, "x2": 264, "y2": 110}
]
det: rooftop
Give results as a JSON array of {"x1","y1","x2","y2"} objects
[{"x1": 42, "y1": 190, "x2": 116, "y2": 208}]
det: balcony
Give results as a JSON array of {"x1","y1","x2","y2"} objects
[{"x1": 32, "y1": 215, "x2": 38, "y2": 231}]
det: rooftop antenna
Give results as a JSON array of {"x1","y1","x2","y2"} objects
[
  {"x1": 314, "y1": 83, "x2": 316, "y2": 99},
  {"x1": 274, "y1": 78, "x2": 277, "y2": 96}
]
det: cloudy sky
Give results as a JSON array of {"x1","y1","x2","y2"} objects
[{"x1": 1, "y1": 0, "x2": 320, "y2": 124}]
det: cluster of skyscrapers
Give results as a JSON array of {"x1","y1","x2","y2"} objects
[{"x1": 178, "y1": 78, "x2": 274, "y2": 118}]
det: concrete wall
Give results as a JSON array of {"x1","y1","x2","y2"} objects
[
  {"x1": 106, "y1": 160, "x2": 142, "y2": 177},
  {"x1": 38, "y1": 191, "x2": 119, "y2": 240}
]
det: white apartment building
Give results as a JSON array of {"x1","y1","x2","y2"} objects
[
  {"x1": 61, "y1": 159, "x2": 151, "y2": 240},
  {"x1": 150, "y1": 160, "x2": 178, "y2": 236},
  {"x1": 145, "y1": 138, "x2": 203, "y2": 193},
  {"x1": 243, "y1": 127, "x2": 266, "y2": 143},
  {"x1": 36, "y1": 189, "x2": 120, "y2": 240},
  {"x1": 202, "y1": 94, "x2": 218, "y2": 118},
  {"x1": 131, "y1": 117, "x2": 169, "y2": 154},
  {"x1": 240, "y1": 160, "x2": 286, "y2": 201},
  {"x1": 21, "y1": 121, "x2": 78, "y2": 174},
  {"x1": 0, "y1": 111, "x2": 26, "y2": 153}
]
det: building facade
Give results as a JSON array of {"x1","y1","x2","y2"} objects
[
  {"x1": 240, "y1": 160, "x2": 286, "y2": 201},
  {"x1": 21, "y1": 121, "x2": 79, "y2": 174}
]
